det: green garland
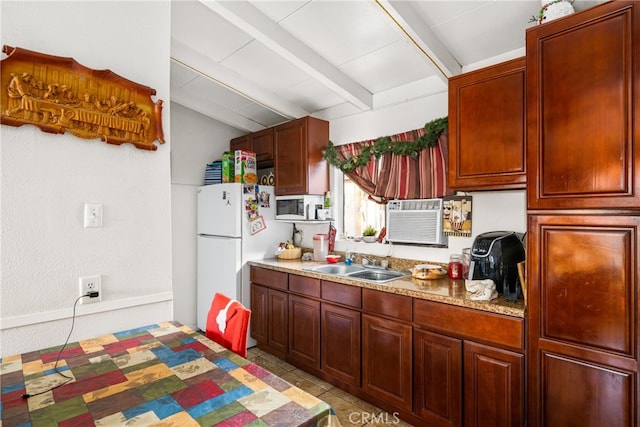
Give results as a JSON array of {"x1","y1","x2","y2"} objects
[{"x1": 323, "y1": 117, "x2": 447, "y2": 173}]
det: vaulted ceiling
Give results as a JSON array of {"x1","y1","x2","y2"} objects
[{"x1": 170, "y1": 0, "x2": 602, "y2": 133}]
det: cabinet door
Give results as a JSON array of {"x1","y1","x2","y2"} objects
[
  {"x1": 268, "y1": 288, "x2": 288, "y2": 358},
  {"x1": 230, "y1": 135, "x2": 251, "y2": 152},
  {"x1": 274, "y1": 116, "x2": 329, "y2": 196},
  {"x1": 274, "y1": 118, "x2": 308, "y2": 195},
  {"x1": 362, "y1": 314, "x2": 412, "y2": 411},
  {"x1": 250, "y1": 128, "x2": 274, "y2": 164},
  {"x1": 250, "y1": 283, "x2": 268, "y2": 345},
  {"x1": 526, "y1": 2, "x2": 640, "y2": 209},
  {"x1": 288, "y1": 294, "x2": 320, "y2": 369},
  {"x1": 321, "y1": 303, "x2": 361, "y2": 386},
  {"x1": 449, "y1": 57, "x2": 526, "y2": 191},
  {"x1": 464, "y1": 341, "x2": 524, "y2": 427},
  {"x1": 413, "y1": 328, "x2": 462, "y2": 427},
  {"x1": 527, "y1": 214, "x2": 639, "y2": 427}
]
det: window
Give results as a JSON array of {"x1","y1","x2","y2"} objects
[{"x1": 342, "y1": 174, "x2": 385, "y2": 238}]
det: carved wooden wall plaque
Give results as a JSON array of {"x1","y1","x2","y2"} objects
[{"x1": 1, "y1": 45, "x2": 165, "y2": 151}]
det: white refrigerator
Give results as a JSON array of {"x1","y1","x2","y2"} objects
[{"x1": 196, "y1": 183, "x2": 290, "y2": 345}]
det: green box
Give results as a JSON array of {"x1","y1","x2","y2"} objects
[{"x1": 221, "y1": 151, "x2": 234, "y2": 183}]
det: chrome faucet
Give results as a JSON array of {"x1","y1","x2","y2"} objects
[{"x1": 359, "y1": 254, "x2": 377, "y2": 266}]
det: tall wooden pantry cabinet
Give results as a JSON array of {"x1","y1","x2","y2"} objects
[{"x1": 526, "y1": 2, "x2": 640, "y2": 426}]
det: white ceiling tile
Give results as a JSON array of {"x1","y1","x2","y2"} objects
[
  {"x1": 277, "y1": 78, "x2": 346, "y2": 112},
  {"x1": 179, "y1": 75, "x2": 254, "y2": 112},
  {"x1": 171, "y1": 1, "x2": 252, "y2": 62},
  {"x1": 220, "y1": 40, "x2": 309, "y2": 92},
  {"x1": 428, "y1": 1, "x2": 538, "y2": 64},
  {"x1": 234, "y1": 102, "x2": 290, "y2": 127},
  {"x1": 340, "y1": 40, "x2": 438, "y2": 93},
  {"x1": 170, "y1": 61, "x2": 198, "y2": 88},
  {"x1": 249, "y1": 1, "x2": 310, "y2": 23},
  {"x1": 278, "y1": 0, "x2": 401, "y2": 65}
]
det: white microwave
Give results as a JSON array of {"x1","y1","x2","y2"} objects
[{"x1": 275, "y1": 195, "x2": 325, "y2": 221}]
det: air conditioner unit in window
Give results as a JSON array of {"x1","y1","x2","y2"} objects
[{"x1": 386, "y1": 198, "x2": 447, "y2": 246}]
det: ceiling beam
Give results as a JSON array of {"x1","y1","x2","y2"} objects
[
  {"x1": 200, "y1": 0, "x2": 374, "y2": 111},
  {"x1": 376, "y1": 0, "x2": 461, "y2": 80},
  {"x1": 171, "y1": 38, "x2": 309, "y2": 122}
]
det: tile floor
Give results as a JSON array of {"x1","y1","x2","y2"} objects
[{"x1": 246, "y1": 347, "x2": 414, "y2": 426}]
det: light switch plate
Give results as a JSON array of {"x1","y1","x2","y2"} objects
[{"x1": 84, "y1": 203, "x2": 103, "y2": 228}]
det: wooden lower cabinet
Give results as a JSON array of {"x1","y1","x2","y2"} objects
[
  {"x1": 288, "y1": 294, "x2": 320, "y2": 369},
  {"x1": 362, "y1": 313, "x2": 412, "y2": 412},
  {"x1": 321, "y1": 302, "x2": 361, "y2": 386},
  {"x1": 464, "y1": 341, "x2": 524, "y2": 427},
  {"x1": 413, "y1": 328, "x2": 462, "y2": 427},
  {"x1": 250, "y1": 283, "x2": 268, "y2": 345},
  {"x1": 250, "y1": 283, "x2": 288, "y2": 359},
  {"x1": 527, "y1": 214, "x2": 639, "y2": 426},
  {"x1": 251, "y1": 267, "x2": 526, "y2": 426}
]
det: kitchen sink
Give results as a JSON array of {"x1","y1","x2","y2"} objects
[
  {"x1": 305, "y1": 264, "x2": 366, "y2": 275},
  {"x1": 304, "y1": 263, "x2": 409, "y2": 283},
  {"x1": 347, "y1": 269, "x2": 409, "y2": 283}
]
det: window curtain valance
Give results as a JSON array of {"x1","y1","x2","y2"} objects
[{"x1": 324, "y1": 117, "x2": 448, "y2": 202}]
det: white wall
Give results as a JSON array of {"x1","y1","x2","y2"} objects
[
  {"x1": 0, "y1": 1, "x2": 172, "y2": 357},
  {"x1": 170, "y1": 102, "x2": 243, "y2": 328}
]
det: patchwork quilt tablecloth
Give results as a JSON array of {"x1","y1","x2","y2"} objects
[{"x1": 0, "y1": 321, "x2": 339, "y2": 426}]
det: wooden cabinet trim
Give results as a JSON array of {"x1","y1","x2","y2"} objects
[
  {"x1": 321, "y1": 280, "x2": 362, "y2": 308},
  {"x1": 289, "y1": 275, "x2": 321, "y2": 298},
  {"x1": 250, "y1": 266, "x2": 288, "y2": 290},
  {"x1": 362, "y1": 288, "x2": 412, "y2": 321},
  {"x1": 414, "y1": 298, "x2": 524, "y2": 351}
]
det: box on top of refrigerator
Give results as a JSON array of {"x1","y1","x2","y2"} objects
[
  {"x1": 235, "y1": 150, "x2": 257, "y2": 184},
  {"x1": 221, "y1": 151, "x2": 234, "y2": 183}
]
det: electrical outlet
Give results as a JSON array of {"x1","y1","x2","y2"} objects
[{"x1": 79, "y1": 275, "x2": 102, "y2": 303}]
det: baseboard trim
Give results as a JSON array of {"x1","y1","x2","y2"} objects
[{"x1": 0, "y1": 292, "x2": 174, "y2": 330}]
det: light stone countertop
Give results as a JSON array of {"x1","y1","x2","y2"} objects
[{"x1": 249, "y1": 258, "x2": 526, "y2": 318}]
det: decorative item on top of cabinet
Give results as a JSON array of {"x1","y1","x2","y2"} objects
[
  {"x1": 274, "y1": 116, "x2": 329, "y2": 196},
  {"x1": 448, "y1": 57, "x2": 526, "y2": 191}
]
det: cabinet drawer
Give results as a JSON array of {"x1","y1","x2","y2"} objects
[
  {"x1": 250, "y1": 266, "x2": 288, "y2": 290},
  {"x1": 289, "y1": 274, "x2": 320, "y2": 298},
  {"x1": 322, "y1": 281, "x2": 361, "y2": 308},
  {"x1": 363, "y1": 288, "x2": 411, "y2": 322},
  {"x1": 414, "y1": 299, "x2": 524, "y2": 351}
]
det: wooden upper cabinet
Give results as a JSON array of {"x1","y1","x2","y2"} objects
[
  {"x1": 230, "y1": 129, "x2": 274, "y2": 166},
  {"x1": 526, "y1": 1, "x2": 640, "y2": 209},
  {"x1": 230, "y1": 135, "x2": 251, "y2": 152},
  {"x1": 274, "y1": 116, "x2": 329, "y2": 196},
  {"x1": 448, "y1": 57, "x2": 526, "y2": 191},
  {"x1": 250, "y1": 128, "x2": 274, "y2": 165}
]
